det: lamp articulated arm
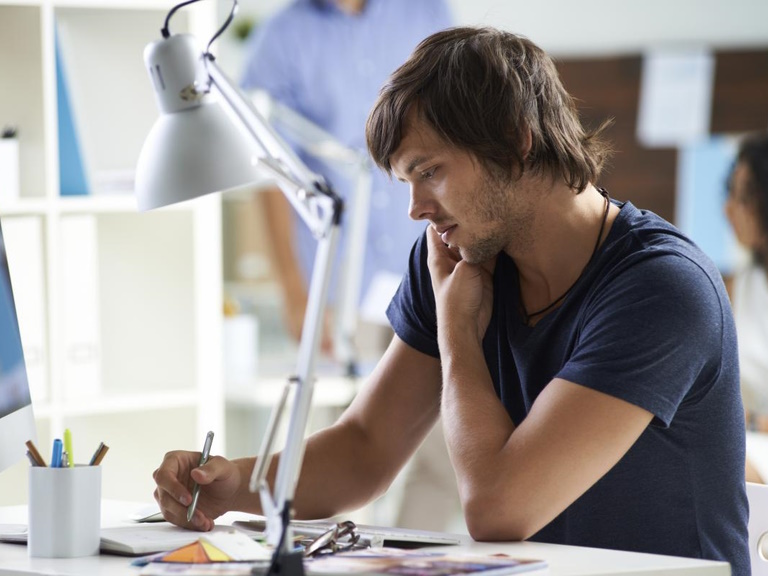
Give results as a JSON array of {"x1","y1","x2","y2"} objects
[{"x1": 204, "y1": 55, "x2": 344, "y2": 572}]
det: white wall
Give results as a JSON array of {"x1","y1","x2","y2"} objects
[
  {"x1": 231, "y1": 0, "x2": 768, "y2": 56},
  {"x1": 448, "y1": 0, "x2": 768, "y2": 56}
]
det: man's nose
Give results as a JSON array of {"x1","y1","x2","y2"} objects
[{"x1": 408, "y1": 186, "x2": 434, "y2": 221}]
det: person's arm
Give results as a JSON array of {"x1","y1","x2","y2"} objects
[
  {"x1": 259, "y1": 187, "x2": 333, "y2": 352},
  {"x1": 153, "y1": 334, "x2": 442, "y2": 529},
  {"x1": 426, "y1": 227, "x2": 653, "y2": 541},
  {"x1": 260, "y1": 187, "x2": 308, "y2": 341},
  {"x1": 723, "y1": 273, "x2": 734, "y2": 301},
  {"x1": 746, "y1": 456, "x2": 764, "y2": 483}
]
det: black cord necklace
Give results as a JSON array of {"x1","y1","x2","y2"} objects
[{"x1": 520, "y1": 188, "x2": 611, "y2": 325}]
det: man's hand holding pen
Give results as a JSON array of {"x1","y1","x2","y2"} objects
[
  {"x1": 187, "y1": 431, "x2": 214, "y2": 523},
  {"x1": 153, "y1": 441, "x2": 250, "y2": 531}
]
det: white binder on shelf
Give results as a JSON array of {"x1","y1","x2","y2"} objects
[
  {"x1": 2, "y1": 216, "x2": 49, "y2": 403},
  {"x1": 58, "y1": 215, "x2": 101, "y2": 398}
]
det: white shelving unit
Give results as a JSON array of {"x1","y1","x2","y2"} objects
[{"x1": 0, "y1": 0, "x2": 224, "y2": 505}]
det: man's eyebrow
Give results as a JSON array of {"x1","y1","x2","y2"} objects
[
  {"x1": 392, "y1": 154, "x2": 432, "y2": 181},
  {"x1": 404, "y1": 156, "x2": 431, "y2": 175}
]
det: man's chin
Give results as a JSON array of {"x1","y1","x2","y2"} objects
[
  {"x1": 459, "y1": 249, "x2": 482, "y2": 264},
  {"x1": 459, "y1": 246, "x2": 502, "y2": 266}
]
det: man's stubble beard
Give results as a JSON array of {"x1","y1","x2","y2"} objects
[{"x1": 458, "y1": 172, "x2": 534, "y2": 265}]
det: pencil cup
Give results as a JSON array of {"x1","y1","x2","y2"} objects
[{"x1": 28, "y1": 465, "x2": 101, "y2": 558}]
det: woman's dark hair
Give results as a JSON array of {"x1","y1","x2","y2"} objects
[
  {"x1": 734, "y1": 132, "x2": 768, "y2": 266},
  {"x1": 366, "y1": 26, "x2": 612, "y2": 192}
]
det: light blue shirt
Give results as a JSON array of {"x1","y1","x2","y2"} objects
[{"x1": 241, "y1": 0, "x2": 452, "y2": 304}]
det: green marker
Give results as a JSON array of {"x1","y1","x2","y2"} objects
[{"x1": 64, "y1": 428, "x2": 74, "y2": 468}]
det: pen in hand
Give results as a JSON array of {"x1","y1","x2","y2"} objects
[{"x1": 187, "y1": 431, "x2": 214, "y2": 523}]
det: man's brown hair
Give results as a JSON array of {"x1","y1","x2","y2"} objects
[{"x1": 366, "y1": 27, "x2": 612, "y2": 192}]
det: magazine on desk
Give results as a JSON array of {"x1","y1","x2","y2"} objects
[
  {"x1": 138, "y1": 546, "x2": 546, "y2": 575},
  {"x1": 305, "y1": 547, "x2": 547, "y2": 576}
]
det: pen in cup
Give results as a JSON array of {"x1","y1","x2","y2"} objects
[
  {"x1": 51, "y1": 438, "x2": 63, "y2": 468},
  {"x1": 187, "y1": 431, "x2": 214, "y2": 523},
  {"x1": 88, "y1": 442, "x2": 110, "y2": 466},
  {"x1": 25, "y1": 440, "x2": 47, "y2": 467},
  {"x1": 64, "y1": 428, "x2": 74, "y2": 468}
]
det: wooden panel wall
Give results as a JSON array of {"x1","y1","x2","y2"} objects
[{"x1": 554, "y1": 49, "x2": 768, "y2": 223}]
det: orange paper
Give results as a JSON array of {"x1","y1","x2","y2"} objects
[{"x1": 161, "y1": 541, "x2": 211, "y2": 563}]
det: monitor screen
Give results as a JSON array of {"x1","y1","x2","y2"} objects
[{"x1": 0, "y1": 217, "x2": 37, "y2": 473}]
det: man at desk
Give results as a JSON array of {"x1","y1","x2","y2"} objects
[{"x1": 153, "y1": 27, "x2": 750, "y2": 575}]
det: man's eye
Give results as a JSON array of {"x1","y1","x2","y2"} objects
[{"x1": 421, "y1": 168, "x2": 436, "y2": 180}]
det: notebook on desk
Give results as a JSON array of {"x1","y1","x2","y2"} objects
[
  {"x1": 129, "y1": 505, "x2": 462, "y2": 549},
  {"x1": 232, "y1": 517, "x2": 462, "y2": 549},
  {"x1": 0, "y1": 523, "x2": 253, "y2": 556}
]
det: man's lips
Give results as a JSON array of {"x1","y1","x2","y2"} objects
[{"x1": 434, "y1": 224, "x2": 457, "y2": 244}]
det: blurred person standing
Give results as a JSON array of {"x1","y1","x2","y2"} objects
[
  {"x1": 724, "y1": 132, "x2": 768, "y2": 483},
  {"x1": 240, "y1": 0, "x2": 452, "y2": 350}
]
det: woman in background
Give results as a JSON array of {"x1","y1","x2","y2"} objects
[{"x1": 724, "y1": 132, "x2": 768, "y2": 483}]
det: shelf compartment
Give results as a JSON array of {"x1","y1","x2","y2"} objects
[
  {"x1": 53, "y1": 6, "x2": 189, "y2": 197},
  {"x1": 0, "y1": 5, "x2": 46, "y2": 201},
  {"x1": 33, "y1": 389, "x2": 199, "y2": 418}
]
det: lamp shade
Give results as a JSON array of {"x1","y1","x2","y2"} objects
[
  {"x1": 136, "y1": 101, "x2": 261, "y2": 210},
  {"x1": 135, "y1": 34, "x2": 262, "y2": 211}
]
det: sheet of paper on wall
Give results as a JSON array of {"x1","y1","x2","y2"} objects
[
  {"x1": 636, "y1": 49, "x2": 715, "y2": 148},
  {"x1": 359, "y1": 271, "x2": 403, "y2": 325}
]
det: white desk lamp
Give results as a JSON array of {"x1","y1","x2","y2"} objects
[{"x1": 135, "y1": 2, "x2": 342, "y2": 574}]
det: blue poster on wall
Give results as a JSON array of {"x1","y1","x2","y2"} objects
[{"x1": 676, "y1": 136, "x2": 741, "y2": 275}]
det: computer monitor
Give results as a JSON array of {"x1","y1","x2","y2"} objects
[{"x1": 0, "y1": 217, "x2": 37, "y2": 473}]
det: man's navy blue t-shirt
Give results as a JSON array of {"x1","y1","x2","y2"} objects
[{"x1": 387, "y1": 201, "x2": 749, "y2": 576}]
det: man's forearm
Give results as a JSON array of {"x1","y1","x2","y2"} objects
[
  {"x1": 231, "y1": 418, "x2": 399, "y2": 520},
  {"x1": 438, "y1": 325, "x2": 519, "y2": 531},
  {"x1": 230, "y1": 456, "x2": 263, "y2": 514}
]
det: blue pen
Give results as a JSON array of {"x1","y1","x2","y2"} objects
[{"x1": 51, "y1": 439, "x2": 63, "y2": 468}]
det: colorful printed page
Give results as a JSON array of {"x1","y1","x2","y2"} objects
[{"x1": 138, "y1": 530, "x2": 272, "y2": 565}]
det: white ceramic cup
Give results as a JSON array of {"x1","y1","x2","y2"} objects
[{"x1": 28, "y1": 465, "x2": 101, "y2": 557}]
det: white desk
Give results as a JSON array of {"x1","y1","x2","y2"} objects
[{"x1": 0, "y1": 501, "x2": 729, "y2": 576}]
